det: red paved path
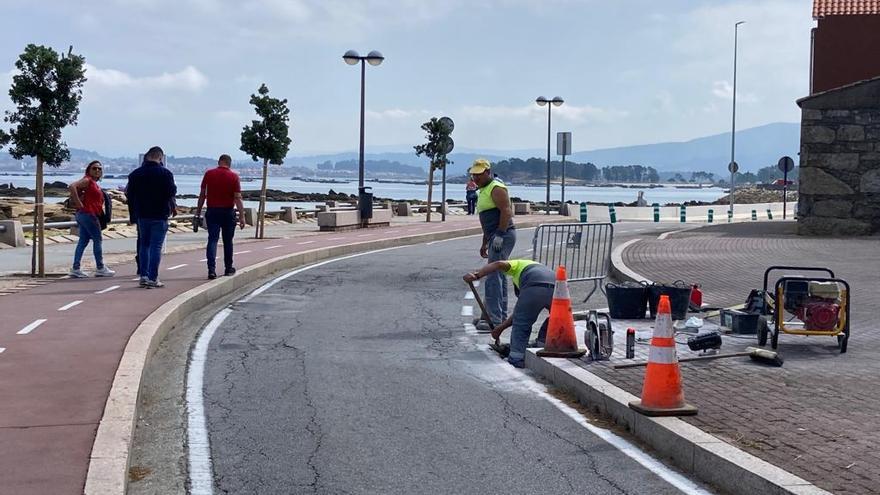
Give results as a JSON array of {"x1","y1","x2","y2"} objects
[{"x1": 0, "y1": 219, "x2": 490, "y2": 494}]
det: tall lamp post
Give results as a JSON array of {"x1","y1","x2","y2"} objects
[
  {"x1": 536, "y1": 96, "x2": 564, "y2": 215},
  {"x1": 729, "y1": 21, "x2": 745, "y2": 215},
  {"x1": 343, "y1": 49, "x2": 384, "y2": 194}
]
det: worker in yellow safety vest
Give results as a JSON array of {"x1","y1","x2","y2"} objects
[
  {"x1": 467, "y1": 158, "x2": 516, "y2": 332},
  {"x1": 464, "y1": 259, "x2": 555, "y2": 368}
]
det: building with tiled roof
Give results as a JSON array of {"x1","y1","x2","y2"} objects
[{"x1": 811, "y1": 0, "x2": 880, "y2": 93}]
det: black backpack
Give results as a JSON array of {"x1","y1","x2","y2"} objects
[{"x1": 99, "y1": 190, "x2": 112, "y2": 230}]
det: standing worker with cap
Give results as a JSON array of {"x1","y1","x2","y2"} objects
[
  {"x1": 464, "y1": 259, "x2": 555, "y2": 368},
  {"x1": 468, "y1": 158, "x2": 516, "y2": 331}
]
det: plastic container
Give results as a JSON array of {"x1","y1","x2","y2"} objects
[
  {"x1": 605, "y1": 281, "x2": 649, "y2": 319},
  {"x1": 648, "y1": 281, "x2": 693, "y2": 320}
]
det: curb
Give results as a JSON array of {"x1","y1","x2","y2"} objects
[
  {"x1": 525, "y1": 352, "x2": 832, "y2": 495},
  {"x1": 83, "y1": 219, "x2": 558, "y2": 494}
]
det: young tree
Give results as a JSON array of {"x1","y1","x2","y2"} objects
[
  {"x1": 0, "y1": 44, "x2": 86, "y2": 276},
  {"x1": 240, "y1": 84, "x2": 291, "y2": 239},
  {"x1": 414, "y1": 118, "x2": 452, "y2": 222}
]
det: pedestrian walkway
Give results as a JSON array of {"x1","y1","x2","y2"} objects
[
  {"x1": 596, "y1": 222, "x2": 880, "y2": 494},
  {"x1": 0, "y1": 212, "x2": 553, "y2": 495}
]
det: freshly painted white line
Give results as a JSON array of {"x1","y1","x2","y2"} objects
[
  {"x1": 0, "y1": 347, "x2": 6, "y2": 354},
  {"x1": 356, "y1": 233, "x2": 372, "y2": 238},
  {"x1": 264, "y1": 245, "x2": 283, "y2": 250},
  {"x1": 167, "y1": 264, "x2": 188, "y2": 271},
  {"x1": 95, "y1": 285, "x2": 120, "y2": 294},
  {"x1": 187, "y1": 307, "x2": 231, "y2": 495},
  {"x1": 234, "y1": 250, "x2": 252, "y2": 255},
  {"x1": 463, "y1": 323, "x2": 477, "y2": 335},
  {"x1": 296, "y1": 241, "x2": 315, "y2": 245},
  {"x1": 461, "y1": 305, "x2": 473, "y2": 317},
  {"x1": 240, "y1": 246, "x2": 407, "y2": 303},
  {"x1": 58, "y1": 300, "x2": 83, "y2": 311},
  {"x1": 611, "y1": 239, "x2": 652, "y2": 284},
  {"x1": 130, "y1": 277, "x2": 141, "y2": 281},
  {"x1": 464, "y1": 291, "x2": 474, "y2": 300},
  {"x1": 18, "y1": 319, "x2": 47, "y2": 335},
  {"x1": 199, "y1": 258, "x2": 208, "y2": 262},
  {"x1": 473, "y1": 280, "x2": 480, "y2": 288},
  {"x1": 477, "y1": 346, "x2": 710, "y2": 495}
]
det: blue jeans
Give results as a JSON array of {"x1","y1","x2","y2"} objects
[
  {"x1": 137, "y1": 218, "x2": 168, "y2": 281},
  {"x1": 485, "y1": 228, "x2": 516, "y2": 324},
  {"x1": 72, "y1": 212, "x2": 104, "y2": 270},
  {"x1": 508, "y1": 285, "x2": 553, "y2": 367},
  {"x1": 206, "y1": 207, "x2": 236, "y2": 272}
]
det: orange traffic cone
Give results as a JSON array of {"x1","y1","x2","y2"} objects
[
  {"x1": 536, "y1": 266, "x2": 586, "y2": 358},
  {"x1": 629, "y1": 295, "x2": 697, "y2": 416}
]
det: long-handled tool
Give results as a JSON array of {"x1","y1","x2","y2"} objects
[
  {"x1": 466, "y1": 281, "x2": 509, "y2": 358},
  {"x1": 612, "y1": 346, "x2": 782, "y2": 369}
]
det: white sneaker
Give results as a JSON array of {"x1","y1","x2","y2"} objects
[
  {"x1": 139, "y1": 277, "x2": 148, "y2": 287},
  {"x1": 94, "y1": 266, "x2": 116, "y2": 277},
  {"x1": 145, "y1": 279, "x2": 165, "y2": 288},
  {"x1": 69, "y1": 269, "x2": 89, "y2": 278}
]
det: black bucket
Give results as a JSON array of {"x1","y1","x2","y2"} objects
[
  {"x1": 648, "y1": 281, "x2": 693, "y2": 320},
  {"x1": 606, "y1": 281, "x2": 649, "y2": 319}
]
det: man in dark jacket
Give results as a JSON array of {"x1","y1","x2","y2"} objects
[{"x1": 126, "y1": 146, "x2": 177, "y2": 288}]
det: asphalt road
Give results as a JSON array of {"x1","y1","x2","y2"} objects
[{"x1": 194, "y1": 223, "x2": 707, "y2": 494}]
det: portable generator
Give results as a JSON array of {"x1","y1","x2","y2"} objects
[{"x1": 756, "y1": 266, "x2": 850, "y2": 353}]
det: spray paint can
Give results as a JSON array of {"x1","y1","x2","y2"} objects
[{"x1": 626, "y1": 327, "x2": 635, "y2": 359}]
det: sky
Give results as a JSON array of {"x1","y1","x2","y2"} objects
[{"x1": 0, "y1": 0, "x2": 815, "y2": 158}]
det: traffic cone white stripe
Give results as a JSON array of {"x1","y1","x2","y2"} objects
[
  {"x1": 653, "y1": 313, "x2": 674, "y2": 338},
  {"x1": 553, "y1": 278, "x2": 570, "y2": 300},
  {"x1": 648, "y1": 346, "x2": 677, "y2": 364}
]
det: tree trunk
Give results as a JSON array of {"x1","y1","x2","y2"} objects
[
  {"x1": 426, "y1": 163, "x2": 434, "y2": 223},
  {"x1": 33, "y1": 156, "x2": 45, "y2": 277},
  {"x1": 256, "y1": 158, "x2": 269, "y2": 239}
]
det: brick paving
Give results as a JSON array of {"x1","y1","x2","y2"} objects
[{"x1": 589, "y1": 222, "x2": 880, "y2": 494}]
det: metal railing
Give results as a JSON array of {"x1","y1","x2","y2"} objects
[{"x1": 531, "y1": 222, "x2": 614, "y2": 302}]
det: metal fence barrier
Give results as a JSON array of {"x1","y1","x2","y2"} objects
[{"x1": 530, "y1": 222, "x2": 614, "y2": 302}]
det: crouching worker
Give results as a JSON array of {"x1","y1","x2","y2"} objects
[{"x1": 463, "y1": 259, "x2": 555, "y2": 368}]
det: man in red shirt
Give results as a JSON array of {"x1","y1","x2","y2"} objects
[{"x1": 196, "y1": 154, "x2": 246, "y2": 279}]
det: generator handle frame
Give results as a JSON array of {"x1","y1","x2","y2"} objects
[
  {"x1": 763, "y1": 266, "x2": 836, "y2": 293},
  {"x1": 773, "y1": 276, "x2": 850, "y2": 336}
]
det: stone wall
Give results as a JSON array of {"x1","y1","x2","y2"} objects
[{"x1": 797, "y1": 76, "x2": 880, "y2": 235}]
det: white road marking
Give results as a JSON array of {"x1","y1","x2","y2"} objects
[
  {"x1": 167, "y1": 264, "x2": 188, "y2": 271},
  {"x1": 58, "y1": 300, "x2": 83, "y2": 311},
  {"x1": 473, "y1": 280, "x2": 480, "y2": 288},
  {"x1": 95, "y1": 285, "x2": 120, "y2": 294},
  {"x1": 264, "y1": 245, "x2": 283, "y2": 250},
  {"x1": 426, "y1": 234, "x2": 482, "y2": 246},
  {"x1": 461, "y1": 305, "x2": 473, "y2": 317},
  {"x1": 296, "y1": 241, "x2": 315, "y2": 245},
  {"x1": 465, "y1": 291, "x2": 474, "y2": 300},
  {"x1": 234, "y1": 250, "x2": 252, "y2": 255},
  {"x1": 464, "y1": 323, "x2": 477, "y2": 335},
  {"x1": 190, "y1": 245, "x2": 410, "y2": 489},
  {"x1": 477, "y1": 345, "x2": 711, "y2": 495},
  {"x1": 18, "y1": 319, "x2": 47, "y2": 335},
  {"x1": 187, "y1": 307, "x2": 231, "y2": 495},
  {"x1": 0, "y1": 348, "x2": 6, "y2": 354},
  {"x1": 356, "y1": 234, "x2": 372, "y2": 238},
  {"x1": 130, "y1": 277, "x2": 141, "y2": 281},
  {"x1": 200, "y1": 258, "x2": 208, "y2": 262}
]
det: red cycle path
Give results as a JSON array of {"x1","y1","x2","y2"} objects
[{"x1": 0, "y1": 220, "x2": 486, "y2": 494}]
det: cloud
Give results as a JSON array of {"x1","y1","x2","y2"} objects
[
  {"x1": 365, "y1": 108, "x2": 433, "y2": 120},
  {"x1": 711, "y1": 80, "x2": 758, "y2": 103},
  {"x1": 459, "y1": 104, "x2": 627, "y2": 124},
  {"x1": 84, "y1": 64, "x2": 208, "y2": 92}
]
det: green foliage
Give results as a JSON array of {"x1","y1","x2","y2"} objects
[
  {"x1": 414, "y1": 117, "x2": 453, "y2": 170},
  {"x1": 756, "y1": 164, "x2": 799, "y2": 183},
  {"x1": 491, "y1": 157, "x2": 601, "y2": 181},
  {"x1": 240, "y1": 84, "x2": 292, "y2": 165},
  {"x1": 0, "y1": 44, "x2": 87, "y2": 166},
  {"x1": 602, "y1": 165, "x2": 660, "y2": 183}
]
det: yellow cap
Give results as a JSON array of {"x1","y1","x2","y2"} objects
[{"x1": 468, "y1": 158, "x2": 491, "y2": 175}]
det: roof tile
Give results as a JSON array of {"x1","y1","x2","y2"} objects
[{"x1": 814, "y1": 0, "x2": 880, "y2": 18}]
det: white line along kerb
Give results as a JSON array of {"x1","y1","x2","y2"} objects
[
  {"x1": 167, "y1": 264, "x2": 188, "y2": 271},
  {"x1": 188, "y1": 245, "x2": 409, "y2": 492},
  {"x1": 95, "y1": 285, "x2": 120, "y2": 294}
]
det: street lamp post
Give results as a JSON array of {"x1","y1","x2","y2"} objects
[
  {"x1": 729, "y1": 21, "x2": 745, "y2": 215},
  {"x1": 343, "y1": 49, "x2": 384, "y2": 192},
  {"x1": 536, "y1": 96, "x2": 564, "y2": 215}
]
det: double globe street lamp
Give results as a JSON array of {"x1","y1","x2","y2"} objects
[
  {"x1": 343, "y1": 49, "x2": 384, "y2": 210},
  {"x1": 536, "y1": 96, "x2": 564, "y2": 215}
]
